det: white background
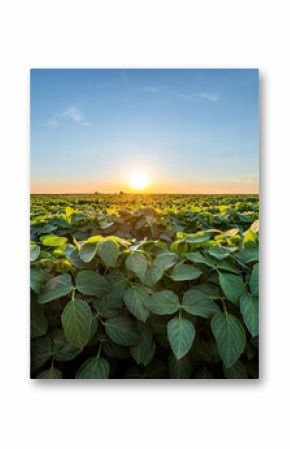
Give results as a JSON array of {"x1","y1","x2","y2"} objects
[{"x1": 0, "y1": 0, "x2": 288, "y2": 447}]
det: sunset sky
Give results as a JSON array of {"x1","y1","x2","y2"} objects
[{"x1": 30, "y1": 69, "x2": 259, "y2": 194}]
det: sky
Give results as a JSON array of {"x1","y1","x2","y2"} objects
[{"x1": 30, "y1": 69, "x2": 259, "y2": 194}]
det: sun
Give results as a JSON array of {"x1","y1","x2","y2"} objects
[{"x1": 129, "y1": 171, "x2": 151, "y2": 190}]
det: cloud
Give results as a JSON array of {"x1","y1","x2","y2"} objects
[
  {"x1": 137, "y1": 85, "x2": 165, "y2": 93},
  {"x1": 178, "y1": 92, "x2": 220, "y2": 103},
  {"x1": 231, "y1": 175, "x2": 258, "y2": 184},
  {"x1": 62, "y1": 106, "x2": 84, "y2": 123},
  {"x1": 46, "y1": 106, "x2": 92, "y2": 128}
]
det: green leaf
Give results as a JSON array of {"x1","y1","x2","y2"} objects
[
  {"x1": 96, "y1": 239, "x2": 119, "y2": 267},
  {"x1": 105, "y1": 315, "x2": 140, "y2": 346},
  {"x1": 240, "y1": 294, "x2": 259, "y2": 337},
  {"x1": 125, "y1": 252, "x2": 148, "y2": 280},
  {"x1": 40, "y1": 234, "x2": 67, "y2": 246},
  {"x1": 61, "y1": 298, "x2": 93, "y2": 348},
  {"x1": 218, "y1": 272, "x2": 246, "y2": 304},
  {"x1": 167, "y1": 317, "x2": 196, "y2": 360},
  {"x1": 208, "y1": 246, "x2": 236, "y2": 260},
  {"x1": 144, "y1": 263, "x2": 163, "y2": 287},
  {"x1": 186, "y1": 234, "x2": 210, "y2": 244},
  {"x1": 211, "y1": 313, "x2": 246, "y2": 368},
  {"x1": 38, "y1": 274, "x2": 73, "y2": 304},
  {"x1": 243, "y1": 228, "x2": 258, "y2": 249},
  {"x1": 168, "y1": 354, "x2": 192, "y2": 379},
  {"x1": 224, "y1": 361, "x2": 248, "y2": 379},
  {"x1": 250, "y1": 263, "x2": 259, "y2": 296},
  {"x1": 76, "y1": 270, "x2": 109, "y2": 297},
  {"x1": 30, "y1": 268, "x2": 48, "y2": 294},
  {"x1": 185, "y1": 251, "x2": 214, "y2": 266},
  {"x1": 76, "y1": 356, "x2": 110, "y2": 379},
  {"x1": 31, "y1": 336, "x2": 52, "y2": 371},
  {"x1": 182, "y1": 289, "x2": 220, "y2": 318},
  {"x1": 154, "y1": 252, "x2": 178, "y2": 271},
  {"x1": 36, "y1": 368, "x2": 62, "y2": 379},
  {"x1": 170, "y1": 263, "x2": 202, "y2": 281},
  {"x1": 79, "y1": 242, "x2": 98, "y2": 263},
  {"x1": 130, "y1": 322, "x2": 155, "y2": 366},
  {"x1": 30, "y1": 244, "x2": 40, "y2": 262},
  {"x1": 31, "y1": 300, "x2": 48, "y2": 338},
  {"x1": 144, "y1": 290, "x2": 180, "y2": 315},
  {"x1": 123, "y1": 285, "x2": 149, "y2": 321}
]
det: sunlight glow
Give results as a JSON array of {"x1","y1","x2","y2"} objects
[{"x1": 128, "y1": 171, "x2": 151, "y2": 190}]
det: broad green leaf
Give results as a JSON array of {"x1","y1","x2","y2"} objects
[
  {"x1": 224, "y1": 360, "x2": 248, "y2": 379},
  {"x1": 30, "y1": 244, "x2": 40, "y2": 262},
  {"x1": 168, "y1": 354, "x2": 192, "y2": 379},
  {"x1": 250, "y1": 263, "x2": 259, "y2": 296},
  {"x1": 31, "y1": 300, "x2": 48, "y2": 338},
  {"x1": 186, "y1": 234, "x2": 210, "y2": 244},
  {"x1": 182, "y1": 289, "x2": 220, "y2": 318},
  {"x1": 130, "y1": 323, "x2": 155, "y2": 366},
  {"x1": 167, "y1": 317, "x2": 196, "y2": 360},
  {"x1": 236, "y1": 248, "x2": 259, "y2": 264},
  {"x1": 76, "y1": 270, "x2": 109, "y2": 297},
  {"x1": 30, "y1": 268, "x2": 49, "y2": 294},
  {"x1": 76, "y1": 356, "x2": 110, "y2": 379},
  {"x1": 61, "y1": 298, "x2": 93, "y2": 348},
  {"x1": 54, "y1": 342, "x2": 82, "y2": 362},
  {"x1": 105, "y1": 315, "x2": 140, "y2": 346},
  {"x1": 36, "y1": 367, "x2": 62, "y2": 379},
  {"x1": 154, "y1": 252, "x2": 178, "y2": 271},
  {"x1": 103, "y1": 342, "x2": 130, "y2": 360},
  {"x1": 123, "y1": 285, "x2": 149, "y2": 321},
  {"x1": 96, "y1": 239, "x2": 119, "y2": 267},
  {"x1": 144, "y1": 263, "x2": 163, "y2": 287},
  {"x1": 31, "y1": 336, "x2": 52, "y2": 371},
  {"x1": 243, "y1": 228, "x2": 258, "y2": 249},
  {"x1": 38, "y1": 274, "x2": 73, "y2": 304},
  {"x1": 217, "y1": 260, "x2": 240, "y2": 274},
  {"x1": 144, "y1": 290, "x2": 180, "y2": 315},
  {"x1": 79, "y1": 242, "x2": 98, "y2": 262},
  {"x1": 185, "y1": 251, "x2": 214, "y2": 266},
  {"x1": 218, "y1": 272, "x2": 246, "y2": 304},
  {"x1": 68, "y1": 249, "x2": 91, "y2": 268},
  {"x1": 125, "y1": 252, "x2": 148, "y2": 280},
  {"x1": 211, "y1": 312, "x2": 246, "y2": 367},
  {"x1": 240, "y1": 294, "x2": 259, "y2": 337},
  {"x1": 40, "y1": 234, "x2": 67, "y2": 246},
  {"x1": 170, "y1": 263, "x2": 202, "y2": 281},
  {"x1": 208, "y1": 246, "x2": 236, "y2": 260}
]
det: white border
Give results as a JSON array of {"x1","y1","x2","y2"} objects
[{"x1": 0, "y1": 1, "x2": 288, "y2": 448}]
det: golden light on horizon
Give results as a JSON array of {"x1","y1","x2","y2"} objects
[{"x1": 128, "y1": 171, "x2": 151, "y2": 190}]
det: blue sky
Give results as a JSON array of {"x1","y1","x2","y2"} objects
[{"x1": 30, "y1": 69, "x2": 259, "y2": 193}]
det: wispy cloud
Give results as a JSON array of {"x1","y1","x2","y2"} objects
[
  {"x1": 178, "y1": 92, "x2": 220, "y2": 103},
  {"x1": 137, "y1": 85, "x2": 166, "y2": 93},
  {"x1": 62, "y1": 106, "x2": 84, "y2": 123},
  {"x1": 46, "y1": 106, "x2": 92, "y2": 128},
  {"x1": 231, "y1": 175, "x2": 258, "y2": 184}
]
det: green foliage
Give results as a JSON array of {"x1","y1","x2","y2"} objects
[
  {"x1": 76, "y1": 356, "x2": 110, "y2": 379},
  {"x1": 61, "y1": 297, "x2": 93, "y2": 348},
  {"x1": 38, "y1": 274, "x2": 73, "y2": 304},
  {"x1": 167, "y1": 317, "x2": 196, "y2": 359},
  {"x1": 30, "y1": 193, "x2": 259, "y2": 378},
  {"x1": 211, "y1": 313, "x2": 246, "y2": 368}
]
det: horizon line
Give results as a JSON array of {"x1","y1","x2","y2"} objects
[{"x1": 30, "y1": 191, "x2": 259, "y2": 195}]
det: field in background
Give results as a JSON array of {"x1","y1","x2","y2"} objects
[{"x1": 30, "y1": 194, "x2": 259, "y2": 379}]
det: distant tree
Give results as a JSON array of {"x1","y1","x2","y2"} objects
[
  {"x1": 94, "y1": 191, "x2": 99, "y2": 194},
  {"x1": 119, "y1": 191, "x2": 124, "y2": 195}
]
